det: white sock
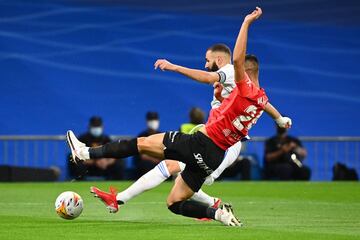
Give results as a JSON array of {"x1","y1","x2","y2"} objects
[
  {"x1": 116, "y1": 161, "x2": 170, "y2": 203},
  {"x1": 191, "y1": 189, "x2": 215, "y2": 207}
]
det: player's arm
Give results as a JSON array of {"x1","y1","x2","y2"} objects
[
  {"x1": 154, "y1": 59, "x2": 219, "y2": 84},
  {"x1": 265, "y1": 102, "x2": 292, "y2": 128},
  {"x1": 233, "y1": 7, "x2": 262, "y2": 83}
]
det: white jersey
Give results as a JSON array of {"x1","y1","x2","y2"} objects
[{"x1": 210, "y1": 63, "x2": 236, "y2": 109}]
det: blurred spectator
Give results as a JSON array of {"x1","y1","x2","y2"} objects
[
  {"x1": 68, "y1": 116, "x2": 125, "y2": 180},
  {"x1": 264, "y1": 125, "x2": 311, "y2": 180},
  {"x1": 134, "y1": 112, "x2": 162, "y2": 177},
  {"x1": 180, "y1": 107, "x2": 205, "y2": 134},
  {"x1": 332, "y1": 162, "x2": 358, "y2": 181}
]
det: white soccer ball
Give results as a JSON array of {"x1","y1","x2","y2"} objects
[{"x1": 55, "y1": 191, "x2": 83, "y2": 220}]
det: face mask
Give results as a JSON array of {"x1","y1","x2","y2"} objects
[
  {"x1": 147, "y1": 120, "x2": 159, "y2": 131},
  {"x1": 90, "y1": 127, "x2": 103, "y2": 137}
]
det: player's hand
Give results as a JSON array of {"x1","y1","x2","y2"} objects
[
  {"x1": 276, "y1": 116, "x2": 292, "y2": 128},
  {"x1": 213, "y1": 82, "x2": 224, "y2": 102},
  {"x1": 244, "y1": 7, "x2": 262, "y2": 24},
  {"x1": 204, "y1": 175, "x2": 215, "y2": 185},
  {"x1": 154, "y1": 59, "x2": 176, "y2": 71}
]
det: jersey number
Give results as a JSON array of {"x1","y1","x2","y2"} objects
[{"x1": 232, "y1": 105, "x2": 263, "y2": 131}]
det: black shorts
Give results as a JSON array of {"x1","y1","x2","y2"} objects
[{"x1": 163, "y1": 131, "x2": 225, "y2": 192}]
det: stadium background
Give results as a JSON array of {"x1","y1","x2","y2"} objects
[{"x1": 0, "y1": 0, "x2": 360, "y2": 180}]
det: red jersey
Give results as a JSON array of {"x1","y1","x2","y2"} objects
[{"x1": 206, "y1": 73, "x2": 268, "y2": 150}]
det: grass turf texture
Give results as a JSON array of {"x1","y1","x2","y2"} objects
[{"x1": 0, "y1": 182, "x2": 359, "y2": 240}]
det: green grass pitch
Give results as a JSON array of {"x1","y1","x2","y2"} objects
[{"x1": 0, "y1": 181, "x2": 359, "y2": 240}]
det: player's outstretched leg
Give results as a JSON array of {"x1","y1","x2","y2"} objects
[
  {"x1": 90, "y1": 160, "x2": 220, "y2": 211},
  {"x1": 67, "y1": 130, "x2": 166, "y2": 163},
  {"x1": 115, "y1": 160, "x2": 221, "y2": 209}
]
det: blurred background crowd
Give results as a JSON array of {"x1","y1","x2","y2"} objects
[{"x1": 0, "y1": 0, "x2": 359, "y2": 182}]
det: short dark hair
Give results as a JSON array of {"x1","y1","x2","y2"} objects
[
  {"x1": 89, "y1": 116, "x2": 103, "y2": 127},
  {"x1": 245, "y1": 54, "x2": 259, "y2": 65},
  {"x1": 207, "y1": 43, "x2": 231, "y2": 56},
  {"x1": 146, "y1": 111, "x2": 159, "y2": 120}
]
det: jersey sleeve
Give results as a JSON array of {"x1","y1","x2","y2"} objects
[{"x1": 217, "y1": 65, "x2": 233, "y2": 84}]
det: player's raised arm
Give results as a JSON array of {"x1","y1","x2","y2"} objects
[
  {"x1": 265, "y1": 102, "x2": 292, "y2": 129},
  {"x1": 154, "y1": 59, "x2": 219, "y2": 84},
  {"x1": 233, "y1": 7, "x2": 262, "y2": 83}
]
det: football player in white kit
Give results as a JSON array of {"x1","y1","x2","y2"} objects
[
  {"x1": 90, "y1": 44, "x2": 242, "y2": 219},
  {"x1": 153, "y1": 44, "x2": 241, "y2": 203}
]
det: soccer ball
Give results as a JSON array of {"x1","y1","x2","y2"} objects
[{"x1": 55, "y1": 191, "x2": 83, "y2": 220}]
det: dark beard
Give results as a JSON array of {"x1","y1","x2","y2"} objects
[{"x1": 208, "y1": 62, "x2": 219, "y2": 72}]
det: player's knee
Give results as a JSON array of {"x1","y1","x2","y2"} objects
[
  {"x1": 164, "y1": 160, "x2": 181, "y2": 175},
  {"x1": 167, "y1": 201, "x2": 182, "y2": 215}
]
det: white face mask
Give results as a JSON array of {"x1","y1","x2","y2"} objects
[
  {"x1": 147, "y1": 120, "x2": 160, "y2": 131},
  {"x1": 90, "y1": 127, "x2": 103, "y2": 137}
]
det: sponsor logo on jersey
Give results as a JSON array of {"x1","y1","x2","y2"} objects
[{"x1": 222, "y1": 129, "x2": 231, "y2": 137}]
